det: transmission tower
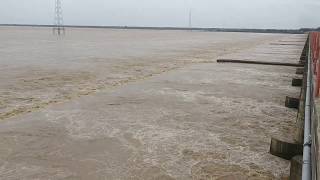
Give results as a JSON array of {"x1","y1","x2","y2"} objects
[{"x1": 53, "y1": 0, "x2": 65, "y2": 35}]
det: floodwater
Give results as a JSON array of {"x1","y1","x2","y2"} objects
[{"x1": 0, "y1": 27, "x2": 306, "y2": 179}]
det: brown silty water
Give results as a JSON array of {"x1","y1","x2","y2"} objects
[{"x1": 0, "y1": 27, "x2": 306, "y2": 179}]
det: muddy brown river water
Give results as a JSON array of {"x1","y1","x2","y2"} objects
[{"x1": 0, "y1": 27, "x2": 306, "y2": 179}]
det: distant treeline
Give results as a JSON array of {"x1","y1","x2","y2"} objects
[{"x1": 1, "y1": 24, "x2": 319, "y2": 34}]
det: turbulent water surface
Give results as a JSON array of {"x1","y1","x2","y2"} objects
[{"x1": 0, "y1": 27, "x2": 306, "y2": 179}]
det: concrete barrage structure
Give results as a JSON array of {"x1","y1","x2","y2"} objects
[
  {"x1": 310, "y1": 31, "x2": 320, "y2": 180},
  {"x1": 301, "y1": 31, "x2": 320, "y2": 180},
  {"x1": 267, "y1": 32, "x2": 320, "y2": 180}
]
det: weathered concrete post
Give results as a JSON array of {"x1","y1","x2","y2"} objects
[
  {"x1": 296, "y1": 68, "x2": 304, "y2": 75},
  {"x1": 270, "y1": 138, "x2": 303, "y2": 160},
  {"x1": 292, "y1": 78, "x2": 303, "y2": 87},
  {"x1": 285, "y1": 96, "x2": 300, "y2": 109},
  {"x1": 290, "y1": 155, "x2": 303, "y2": 180}
]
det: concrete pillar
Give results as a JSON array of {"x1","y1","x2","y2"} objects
[
  {"x1": 296, "y1": 68, "x2": 304, "y2": 75},
  {"x1": 292, "y1": 78, "x2": 303, "y2": 87},
  {"x1": 285, "y1": 96, "x2": 300, "y2": 109},
  {"x1": 270, "y1": 138, "x2": 303, "y2": 160},
  {"x1": 290, "y1": 155, "x2": 302, "y2": 180}
]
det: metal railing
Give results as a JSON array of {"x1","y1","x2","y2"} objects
[{"x1": 302, "y1": 35, "x2": 312, "y2": 180}]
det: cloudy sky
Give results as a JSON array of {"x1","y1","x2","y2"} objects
[{"x1": 0, "y1": 0, "x2": 319, "y2": 29}]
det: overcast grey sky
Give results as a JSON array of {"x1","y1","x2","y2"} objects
[{"x1": 0, "y1": 0, "x2": 319, "y2": 29}]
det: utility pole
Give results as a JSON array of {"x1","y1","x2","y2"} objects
[
  {"x1": 187, "y1": 0, "x2": 193, "y2": 29},
  {"x1": 53, "y1": 0, "x2": 65, "y2": 35},
  {"x1": 189, "y1": 8, "x2": 192, "y2": 29}
]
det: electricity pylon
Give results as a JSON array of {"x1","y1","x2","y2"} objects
[{"x1": 53, "y1": 0, "x2": 65, "y2": 35}]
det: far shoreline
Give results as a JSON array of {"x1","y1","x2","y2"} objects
[{"x1": 0, "y1": 24, "x2": 314, "y2": 34}]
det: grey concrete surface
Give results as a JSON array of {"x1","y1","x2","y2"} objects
[{"x1": 0, "y1": 27, "x2": 307, "y2": 179}]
